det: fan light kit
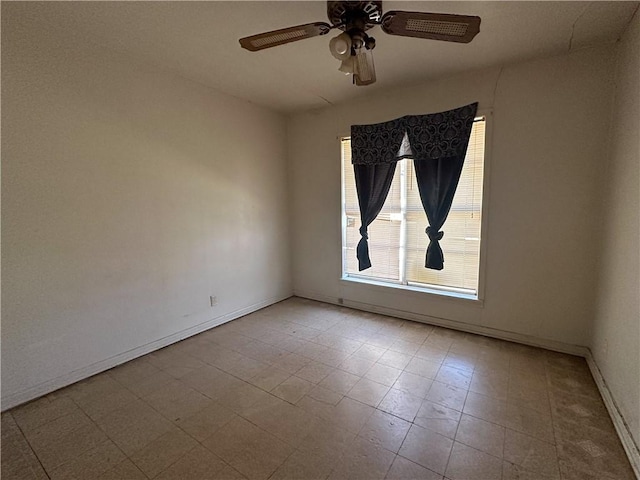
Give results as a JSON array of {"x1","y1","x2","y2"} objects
[{"x1": 239, "y1": 1, "x2": 481, "y2": 86}]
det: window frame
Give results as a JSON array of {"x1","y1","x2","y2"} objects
[{"x1": 339, "y1": 110, "x2": 492, "y2": 304}]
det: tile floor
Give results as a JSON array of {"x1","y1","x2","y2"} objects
[{"x1": 2, "y1": 297, "x2": 635, "y2": 480}]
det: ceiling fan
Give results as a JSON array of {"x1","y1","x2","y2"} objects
[{"x1": 239, "y1": 1, "x2": 480, "y2": 86}]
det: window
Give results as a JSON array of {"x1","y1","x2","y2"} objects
[{"x1": 341, "y1": 117, "x2": 487, "y2": 299}]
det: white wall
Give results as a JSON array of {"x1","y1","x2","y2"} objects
[
  {"x1": 288, "y1": 46, "x2": 615, "y2": 351},
  {"x1": 592, "y1": 10, "x2": 640, "y2": 455},
  {"x1": 1, "y1": 14, "x2": 292, "y2": 409}
]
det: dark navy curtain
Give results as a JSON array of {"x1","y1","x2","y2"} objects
[
  {"x1": 350, "y1": 118, "x2": 405, "y2": 271},
  {"x1": 351, "y1": 102, "x2": 478, "y2": 271}
]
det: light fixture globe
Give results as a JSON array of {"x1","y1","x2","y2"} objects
[{"x1": 329, "y1": 32, "x2": 352, "y2": 61}]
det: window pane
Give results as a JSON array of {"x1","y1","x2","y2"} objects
[
  {"x1": 405, "y1": 120, "x2": 485, "y2": 292},
  {"x1": 343, "y1": 140, "x2": 401, "y2": 281},
  {"x1": 405, "y1": 120, "x2": 485, "y2": 291}
]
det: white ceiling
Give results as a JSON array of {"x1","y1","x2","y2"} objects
[{"x1": 8, "y1": 1, "x2": 638, "y2": 113}]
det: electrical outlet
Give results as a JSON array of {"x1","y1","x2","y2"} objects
[{"x1": 210, "y1": 296, "x2": 218, "y2": 307}]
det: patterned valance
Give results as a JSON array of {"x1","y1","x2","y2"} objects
[{"x1": 351, "y1": 103, "x2": 478, "y2": 165}]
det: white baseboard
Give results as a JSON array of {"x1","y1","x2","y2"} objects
[
  {"x1": 585, "y1": 350, "x2": 640, "y2": 479},
  {"x1": 1, "y1": 294, "x2": 291, "y2": 411},
  {"x1": 294, "y1": 290, "x2": 588, "y2": 356}
]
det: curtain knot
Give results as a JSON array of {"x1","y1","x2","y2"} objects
[
  {"x1": 359, "y1": 226, "x2": 369, "y2": 240},
  {"x1": 426, "y1": 227, "x2": 443, "y2": 241}
]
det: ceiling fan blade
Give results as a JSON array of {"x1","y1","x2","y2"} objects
[
  {"x1": 354, "y1": 48, "x2": 376, "y2": 86},
  {"x1": 381, "y1": 11, "x2": 480, "y2": 43},
  {"x1": 239, "y1": 22, "x2": 332, "y2": 52}
]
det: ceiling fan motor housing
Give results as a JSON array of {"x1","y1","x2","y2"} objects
[{"x1": 327, "y1": 1, "x2": 383, "y2": 31}]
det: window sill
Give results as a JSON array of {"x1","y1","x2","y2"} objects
[{"x1": 340, "y1": 275, "x2": 484, "y2": 306}]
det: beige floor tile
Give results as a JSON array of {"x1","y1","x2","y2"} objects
[
  {"x1": 271, "y1": 375, "x2": 314, "y2": 404},
  {"x1": 305, "y1": 385, "x2": 344, "y2": 406},
  {"x1": 505, "y1": 402, "x2": 555, "y2": 444},
  {"x1": 474, "y1": 356, "x2": 510, "y2": 377},
  {"x1": 1, "y1": 414, "x2": 49, "y2": 480},
  {"x1": 318, "y1": 369, "x2": 360, "y2": 395},
  {"x1": 385, "y1": 456, "x2": 443, "y2": 479},
  {"x1": 558, "y1": 456, "x2": 631, "y2": 480},
  {"x1": 217, "y1": 381, "x2": 274, "y2": 414},
  {"x1": 392, "y1": 371, "x2": 432, "y2": 398},
  {"x1": 203, "y1": 416, "x2": 294, "y2": 480},
  {"x1": 269, "y1": 448, "x2": 335, "y2": 480},
  {"x1": 75, "y1": 387, "x2": 138, "y2": 421},
  {"x1": 124, "y1": 369, "x2": 176, "y2": 398},
  {"x1": 96, "y1": 458, "x2": 147, "y2": 479},
  {"x1": 442, "y1": 352, "x2": 477, "y2": 373},
  {"x1": 331, "y1": 337, "x2": 364, "y2": 355},
  {"x1": 226, "y1": 355, "x2": 271, "y2": 381},
  {"x1": 181, "y1": 365, "x2": 245, "y2": 399},
  {"x1": 65, "y1": 374, "x2": 125, "y2": 405},
  {"x1": 504, "y1": 429, "x2": 560, "y2": 478},
  {"x1": 273, "y1": 352, "x2": 312, "y2": 374},
  {"x1": 365, "y1": 363, "x2": 403, "y2": 387},
  {"x1": 332, "y1": 397, "x2": 375, "y2": 433},
  {"x1": 425, "y1": 381, "x2": 467, "y2": 412},
  {"x1": 129, "y1": 427, "x2": 198, "y2": 478},
  {"x1": 347, "y1": 378, "x2": 390, "y2": 407},
  {"x1": 213, "y1": 465, "x2": 250, "y2": 479},
  {"x1": 316, "y1": 348, "x2": 351, "y2": 368},
  {"x1": 146, "y1": 347, "x2": 207, "y2": 378},
  {"x1": 233, "y1": 339, "x2": 280, "y2": 360},
  {"x1": 398, "y1": 424, "x2": 453, "y2": 475},
  {"x1": 95, "y1": 399, "x2": 174, "y2": 455},
  {"x1": 378, "y1": 388, "x2": 422, "y2": 422},
  {"x1": 358, "y1": 409, "x2": 411, "y2": 453},
  {"x1": 207, "y1": 348, "x2": 250, "y2": 372},
  {"x1": 502, "y1": 460, "x2": 559, "y2": 480},
  {"x1": 455, "y1": 414, "x2": 505, "y2": 458},
  {"x1": 109, "y1": 358, "x2": 162, "y2": 388},
  {"x1": 154, "y1": 445, "x2": 227, "y2": 479},
  {"x1": 404, "y1": 357, "x2": 441, "y2": 380},
  {"x1": 388, "y1": 339, "x2": 422, "y2": 356},
  {"x1": 243, "y1": 394, "x2": 321, "y2": 446},
  {"x1": 296, "y1": 393, "x2": 338, "y2": 421},
  {"x1": 298, "y1": 418, "x2": 356, "y2": 461},
  {"x1": 247, "y1": 364, "x2": 291, "y2": 391},
  {"x1": 22, "y1": 409, "x2": 94, "y2": 450},
  {"x1": 48, "y1": 439, "x2": 126, "y2": 480},
  {"x1": 366, "y1": 332, "x2": 397, "y2": 349},
  {"x1": 469, "y1": 371, "x2": 509, "y2": 401},
  {"x1": 378, "y1": 350, "x2": 412, "y2": 370},
  {"x1": 303, "y1": 343, "x2": 330, "y2": 362},
  {"x1": 30, "y1": 422, "x2": 109, "y2": 472},
  {"x1": 445, "y1": 442, "x2": 502, "y2": 480},
  {"x1": 338, "y1": 355, "x2": 376, "y2": 376},
  {"x1": 414, "y1": 399, "x2": 461, "y2": 439},
  {"x1": 295, "y1": 362, "x2": 335, "y2": 384},
  {"x1": 328, "y1": 436, "x2": 396, "y2": 479},
  {"x1": 555, "y1": 424, "x2": 636, "y2": 480},
  {"x1": 11, "y1": 396, "x2": 80, "y2": 434},
  {"x1": 462, "y1": 391, "x2": 507, "y2": 426},
  {"x1": 415, "y1": 346, "x2": 447, "y2": 365},
  {"x1": 143, "y1": 379, "x2": 213, "y2": 421},
  {"x1": 434, "y1": 366, "x2": 472, "y2": 390},
  {"x1": 174, "y1": 401, "x2": 238, "y2": 442},
  {"x1": 353, "y1": 344, "x2": 386, "y2": 362}
]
